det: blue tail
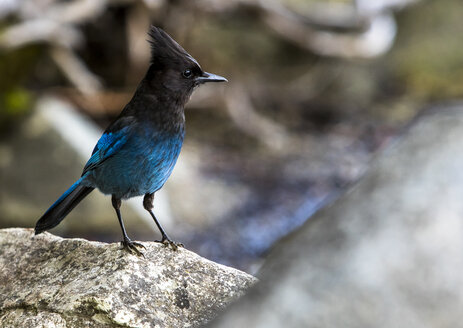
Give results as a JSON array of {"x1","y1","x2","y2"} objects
[{"x1": 35, "y1": 178, "x2": 94, "y2": 234}]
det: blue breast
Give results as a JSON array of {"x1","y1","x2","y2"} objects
[{"x1": 84, "y1": 126, "x2": 184, "y2": 199}]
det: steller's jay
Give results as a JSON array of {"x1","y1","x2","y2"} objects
[{"x1": 34, "y1": 26, "x2": 227, "y2": 255}]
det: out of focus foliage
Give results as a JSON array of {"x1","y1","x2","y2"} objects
[
  {"x1": 1, "y1": 0, "x2": 463, "y2": 269},
  {"x1": 391, "y1": 0, "x2": 463, "y2": 99},
  {"x1": 0, "y1": 45, "x2": 40, "y2": 131}
]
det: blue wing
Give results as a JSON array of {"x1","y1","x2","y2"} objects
[{"x1": 82, "y1": 128, "x2": 129, "y2": 175}]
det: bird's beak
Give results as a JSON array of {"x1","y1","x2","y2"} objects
[{"x1": 197, "y1": 72, "x2": 228, "y2": 83}]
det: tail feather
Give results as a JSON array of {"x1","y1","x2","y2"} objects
[{"x1": 35, "y1": 178, "x2": 94, "y2": 234}]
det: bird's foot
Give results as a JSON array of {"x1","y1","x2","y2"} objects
[
  {"x1": 121, "y1": 239, "x2": 146, "y2": 257},
  {"x1": 156, "y1": 235, "x2": 183, "y2": 251}
]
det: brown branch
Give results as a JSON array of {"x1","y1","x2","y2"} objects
[{"x1": 224, "y1": 85, "x2": 290, "y2": 151}]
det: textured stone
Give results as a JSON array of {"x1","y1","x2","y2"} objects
[
  {"x1": 208, "y1": 104, "x2": 463, "y2": 328},
  {"x1": 0, "y1": 228, "x2": 256, "y2": 328}
]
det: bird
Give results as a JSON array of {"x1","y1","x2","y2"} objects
[{"x1": 34, "y1": 26, "x2": 227, "y2": 255}]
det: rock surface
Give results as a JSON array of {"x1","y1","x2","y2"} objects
[
  {"x1": 0, "y1": 228, "x2": 256, "y2": 328},
  {"x1": 207, "y1": 104, "x2": 463, "y2": 328}
]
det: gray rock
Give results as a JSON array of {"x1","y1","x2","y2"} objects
[
  {"x1": 207, "y1": 103, "x2": 463, "y2": 328},
  {"x1": 0, "y1": 228, "x2": 256, "y2": 328}
]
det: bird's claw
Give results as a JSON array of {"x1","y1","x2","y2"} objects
[
  {"x1": 156, "y1": 236, "x2": 183, "y2": 251},
  {"x1": 121, "y1": 239, "x2": 145, "y2": 257}
]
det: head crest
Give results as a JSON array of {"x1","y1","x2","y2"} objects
[{"x1": 147, "y1": 26, "x2": 199, "y2": 67}]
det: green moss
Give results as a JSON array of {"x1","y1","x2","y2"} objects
[
  {"x1": 0, "y1": 44, "x2": 41, "y2": 131},
  {"x1": 0, "y1": 88, "x2": 34, "y2": 133},
  {"x1": 3, "y1": 89, "x2": 31, "y2": 114},
  {"x1": 390, "y1": 0, "x2": 463, "y2": 99}
]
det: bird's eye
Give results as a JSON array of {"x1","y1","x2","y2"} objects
[{"x1": 182, "y1": 69, "x2": 193, "y2": 78}]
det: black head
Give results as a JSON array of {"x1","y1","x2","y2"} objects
[{"x1": 144, "y1": 26, "x2": 227, "y2": 101}]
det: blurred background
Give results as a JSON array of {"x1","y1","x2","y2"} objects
[{"x1": 0, "y1": 0, "x2": 462, "y2": 273}]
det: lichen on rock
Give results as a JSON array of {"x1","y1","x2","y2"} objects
[{"x1": 0, "y1": 228, "x2": 256, "y2": 328}]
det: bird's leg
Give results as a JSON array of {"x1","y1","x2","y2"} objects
[
  {"x1": 112, "y1": 195, "x2": 145, "y2": 256},
  {"x1": 143, "y1": 193, "x2": 183, "y2": 251}
]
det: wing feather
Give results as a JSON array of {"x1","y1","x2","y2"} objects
[{"x1": 82, "y1": 129, "x2": 129, "y2": 175}]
